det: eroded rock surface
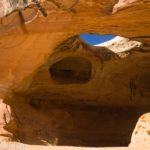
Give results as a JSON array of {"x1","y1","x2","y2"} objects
[
  {"x1": 130, "y1": 113, "x2": 150, "y2": 148},
  {"x1": 0, "y1": 36, "x2": 148, "y2": 148},
  {"x1": 0, "y1": 0, "x2": 149, "y2": 149},
  {"x1": 95, "y1": 36, "x2": 142, "y2": 53},
  {"x1": 0, "y1": 99, "x2": 13, "y2": 142}
]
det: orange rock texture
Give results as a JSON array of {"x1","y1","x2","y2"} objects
[{"x1": 0, "y1": 0, "x2": 150, "y2": 149}]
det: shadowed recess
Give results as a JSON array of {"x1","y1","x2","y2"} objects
[{"x1": 49, "y1": 56, "x2": 92, "y2": 84}]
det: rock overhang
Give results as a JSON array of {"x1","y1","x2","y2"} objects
[{"x1": 0, "y1": 0, "x2": 150, "y2": 149}]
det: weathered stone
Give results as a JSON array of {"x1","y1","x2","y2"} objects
[
  {"x1": 0, "y1": 0, "x2": 149, "y2": 149},
  {"x1": 130, "y1": 113, "x2": 150, "y2": 148}
]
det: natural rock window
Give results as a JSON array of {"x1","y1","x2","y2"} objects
[
  {"x1": 49, "y1": 56, "x2": 92, "y2": 83},
  {"x1": 80, "y1": 34, "x2": 115, "y2": 45}
]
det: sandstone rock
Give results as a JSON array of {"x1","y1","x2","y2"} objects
[
  {"x1": 130, "y1": 113, "x2": 150, "y2": 148},
  {"x1": 0, "y1": 99, "x2": 13, "y2": 142},
  {"x1": 0, "y1": 0, "x2": 149, "y2": 149},
  {"x1": 94, "y1": 36, "x2": 142, "y2": 53},
  {"x1": 112, "y1": 0, "x2": 141, "y2": 14}
]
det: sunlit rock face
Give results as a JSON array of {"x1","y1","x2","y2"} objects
[
  {"x1": 95, "y1": 36, "x2": 142, "y2": 53},
  {"x1": 112, "y1": 0, "x2": 140, "y2": 14},
  {"x1": 130, "y1": 113, "x2": 150, "y2": 147},
  {"x1": 0, "y1": 0, "x2": 150, "y2": 149}
]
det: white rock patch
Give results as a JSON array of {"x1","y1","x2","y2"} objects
[
  {"x1": 94, "y1": 36, "x2": 142, "y2": 53},
  {"x1": 112, "y1": 0, "x2": 139, "y2": 14}
]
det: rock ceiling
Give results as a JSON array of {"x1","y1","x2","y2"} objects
[{"x1": 0, "y1": 0, "x2": 150, "y2": 149}]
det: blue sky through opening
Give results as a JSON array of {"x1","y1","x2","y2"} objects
[{"x1": 80, "y1": 34, "x2": 115, "y2": 45}]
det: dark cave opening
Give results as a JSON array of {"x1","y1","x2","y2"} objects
[{"x1": 49, "y1": 56, "x2": 92, "y2": 83}]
